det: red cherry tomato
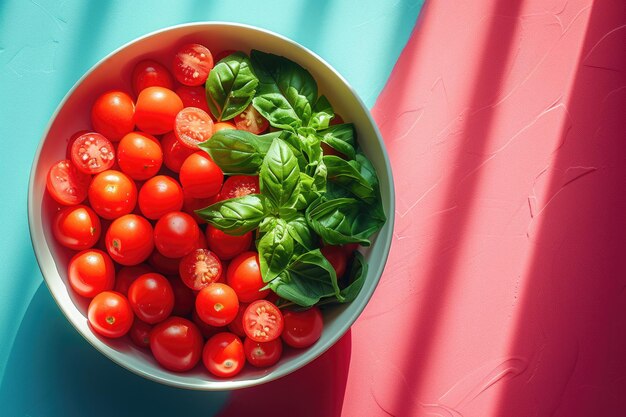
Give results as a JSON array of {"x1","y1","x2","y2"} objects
[
  {"x1": 169, "y1": 275, "x2": 195, "y2": 317},
  {"x1": 281, "y1": 307, "x2": 323, "y2": 348},
  {"x1": 114, "y1": 264, "x2": 152, "y2": 296},
  {"x1": 202, "y1": 332, "x2": 245, "y2": 378},
  {"x1": 213, "y1": 49, "x2": 236, "y2": 63},
  {"x1": 128, "y1": 273, "x2": 174, "y2": 324},
  {"x1": 66, "y1": 130, "x2": 90, "y2": 159},
  {"x1": 175, "y1": 85, "x2": 210, "y2": 113},
  {"x1": 88, "y1": 170, "x2": 137, "y2": 220},
  {"x1": 218, "y1": 175, "x2": 260, "y2": 201},
  {"x1": 70, "y1": 132, "x2": 116, "y2": 174},
  {"x1": 88, "y1": 291, "x2": 134, "y2": 338},
  {"x1": 192, "y1": 231, "x2": 208, "y2": 250},
  {"x1": 213, "y1": 122, "x2": 236, "y2": 133},
  {"x1": 105, "y1": 214, "x2": 154, "y2": 266},
  {"x1": 132, "y1": 59, "x2": 174, "y2": 95},
  {"x1": 183, "y1": 194, "x2": 217, "y2": 224},
  {"x1": 243, "y1": 300, "x2": 284, "y2": 342},
  {"x1": 320, "y1": 246, "x2": 348, "y2": 278},
  {"x1": 161, "y1": 131, "x2": 196, "y2": 173},
  {"x1": 52, "y1": 205, "x2": 101, "y2": 250},
  {"x1": 244, "y1": 337, "x2": 283, "y2": 368},
  {"x1": 153, "y1": 211, "x2": 200, "y2": 258},
  {"x1": 206, "y1": 225, "x2": 252, "y2": 261},
  {"x1": 320, "y1": 142, "x2": 347, "y2": 159},
  {"x1": 117, "y1": 132, "x2": 163, "y2": 180},
  {"x1": 195, "y1": 283, "x2": 239, "y2": 327},
  {"x1": 91, "y1": 90, "x2": 135, "y2": 142},
  {"x1": 129, "y1": 319, "x2": 152, "y2": 348},
  {"x1": 234, "y1": 103, "x2": 269, "y2": 134},
  {"x1": 150, "y1": 317, "x2": 203, "y2": 372},
  {"x1": 227, "y1": 251, "x2": 268, "y2": 302},
  {"x1": 148, "y1": 249, "x2": 180, "y2": 275},
  {"x1": 175, "y1": 107, "x2": 214, "y2": 149},
  {"x1": 330, "y1": 113, "x2": 344, "y2": 125},
  {"x1": 173, "y1": 43, "x2": 214, "y2": 86},
  {"x1": 227, "y1": 302, "x2": 248, "y2": 337},
  {"x1": 179, "y1": 248, "x2": 223, "y2": 291},
  {"x1": 138, "y1": 175, "x2": 184, "y2": 219},
  {"x1": 179, "y1": 152, "x2": 223, "y2": 198},
  {"x1": 192, "y1": 309, "x2": 220, "y2": 340},
  {"x1": 46, "y1": 160, "x2": 91, "y2": 206},
  {"x1": 68, "y1": 249, "x2": 115, "y2": 298},
  {"x1": 135, "y1": 87, "x2": 183, "y2": 135},
  {"x1": 341, "y1": 243, "x2": 359, "y2": 255}
]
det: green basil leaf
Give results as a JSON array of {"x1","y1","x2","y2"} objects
[
  {"x1": 258, "y1": 218, "x2": 294, "y2": 282},
  {"x1": 199, "y1": 130, "x2": 280, "y2": 175},
  {"x1": 196, "y1": 194, "x2": 269, "y2": 235},
  {"x1": 324, "y1": 155, "x2": 375, "y2": 202},
  {"x1": 252, "y1": 94, "x2": 304, "y2": 131},
  {"x1": 206, "y1": 52, "x2": 259, "y2": 121},
  {"x1": 355, "y1": 150, "x2": 379, "y2": 189},
  {"x1": 295, "y1": 173, "x2": 319, "y2": 210},
  {"x1": 308, "y1": 95, "x2": 334, "y2": 130},
  {"x1": 259, "y1": 138, "x2": 301, "y2": 211},
  {"x1": 339, "y1": 252, "x2": 367, "y2": 302},
  {"x1": 319, "y1": 123, "x2": 356, "y2": 160},
  {"x1": 286, "y1": 215, "x2": 317, "y2": 252}
]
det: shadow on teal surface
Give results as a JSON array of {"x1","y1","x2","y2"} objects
[{"x1": 0, "y1": 284, "x2": 229, "y2": 416}]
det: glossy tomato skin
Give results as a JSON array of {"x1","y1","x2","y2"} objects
[
  {"x1": 128, "y1": 273, "x2": 174, "y2": 324},
  {"x1": 206, "y1": 225, "x2": 252, "y2": 261},
  {"x1": 320, "y1": 246, "x2": 348, "y2": 278},
  {"x1": 179, "y1": 248, "x2": 223, "y2": 291},
  {"x1": 68, "y1": 249, "x2": 115, "y2": 298},
  {"x1": 88, "y1": 291, "x2": 134, "y2": 338},
  {"x1": 227, "y1": 251, "x2": 268, "y2": 302},
  {"x1": 132, "y1": 59, "x2": 174, "y2": 95},
  {"x1": 105, "y1": 214, "x2": 154, "y2": 266},
  {"x1": 91, "y1": 90, "x2": 135, "y2": 142},
  {"x1": 192, "y1": 309, "x2": 220, "y2": 340},
  {"x1": 70, "y1": 132, "x2": 116, "y2": 174},
  {"x1": 88, "y1": 170, "x2": 137, "y2": 219},
  {"x1": 281, "y1": 307, "x2": 323, "y2": 349},
  {"x1": 202, "y1": 332, "x2": 245, "y2": 378},
  {"x1": 138, "y1": 175, "x2": 184, "y2": 219},
  {"x1": 129, "y1": 319, "x2": 152, "y2": 348},
  {"x1": 53, "y1": 205, "x2": 101, "y2": 250},
  {"x1": 114, "y1": 264, "x2": 152, "y2": 295},
  {"x1": 161, "y1": 131, "x2": 195, "y2": 173},
  {"x1": 153, "y1": 211, "x2": 200, "y2": 258},
  {"x1": 179, "y1": 152, "x2": 223, "y2": 198},
  {"x1": 218, "y1": 175, "x2": 260, "y2": 201},
  {"x1": 234, "y1": 103, "x2": 269, "y2": 134},
  {"x1": 213, "y1": 49, "x2": 236, "y2": 63},
  {"x1": 243, "y1": 300, "x2": 284, "y2": 343},
  {"x1": 150, "y1": 317, "x2": 203, "y2": 372},
  {"x1": 135, "y1": 87, "x2": 183, "y2": 135},
  {"x1": 173, "y1": 43, "x2": 214, "y2": 86},
  {"x1": 227, "y1": 302, "x2": 248, "y2": 337},
  {"x1": 175, "y1": 86, "x2": 210, "y2": 112},
  {"x1": 195, "y1": 283, "x2": 239, "y2": 327},
  {"x1": 169, "y1": 275, "x2": 195, "y2": 317},
  {"x1": 212, "y1": 122, "x2": 236, "y2": 133},
  {"x1": 117, "y1": 132, "x2": 163, "y2": 180},
  {"x1": 244, "y1": 337, "x2": 283, "y2": 368},
  {"x1": 46, "y1": 160, "x2": 91, "y2": 206},
  {"x1": 175, "y1": 107, "x2": 214, "y2": 149}
]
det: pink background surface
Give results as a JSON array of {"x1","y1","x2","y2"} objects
[{"x1": 222, "y1": 0, "x2": 626, "y2": 415}]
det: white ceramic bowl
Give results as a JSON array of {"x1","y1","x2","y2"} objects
[{"x1": 28, "y1": 22, "x2": 395, "y2": 390}]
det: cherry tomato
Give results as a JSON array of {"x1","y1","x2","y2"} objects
[
  {"x1": 320, "y1": 246, "x2": 347, "y2": 278},
  {"x1": 213, "y1": 49, "x2": 236, "y2": 63},
  {"x1": 213, "y1": 122, "x2": 236, "y2": 133},
  {"x1": 150, "y1": 317, "x2": 203, "y2": 372},
  {"x1": 179, "y1": 152, "x2": 223, "y2": 198},
  {"x1": 161, "y1": 131, "x2": 195, "y2": 173},
  {"x1": 244, "y1": 337, "x2": 282, "y2": 368},
  {"x1": 128, "y1": 273, "x2": 174, "y2": 324},
  {"x1": 330, "y1": 113, "x2": 344, "y2": 125},
  {"x1": 117, "y1": 132, "x2": 163, "y2": 180},
  {"x1": 132, "y1": 59, "x2": 174, "y2": 95},
  {"x1": 206, "y1": 225, "x2": 252, "y2": 261},
  {"x1": 175, "y1": 85, "x2": 210, "y2": 112},
  {"x1": 179, "y1": 248, "x2": 223, "y2": 291},
  {"x1": 169, "y1": 275, "x2": 195, "y2": 317},
  {"x1": 153, "y1": 211, "x2": 200, "y2": 258},
  {"x1": 69, "y1": 132, "x2": 115, "y2": 174},
  {"x1": 321, "y1": 142, "x2": 346, "y2": 159},
  {"x1": 88, "y1": 291, "x2": 134, "y2": 338},
  {"x1": 243, "y1": 300, "x2": 284, "y2": 342},
  {"x1": 234, "y1": 104, "x2": 269, "y2": 134},
  {"x1": 341, "y1": 243, "x2": 359, "y2": 255},
  {"x1": 52, "y1": 205, "x2": 101, "y2": 250},
  {"x1": 91, "y1": 90, "x2": 135, "y2": 141},
  {"x1": 218, "y1": 175, "x2": 259, "y2": 201},
  {"x1": 182, "y1": 194, "x2": 217, "y2": 224},
  {"x1": 135, "y1": 87, "x2": 183, "y2": 135},
  {"x1": 114, "y1": 264, "x2": 152, "y2": 295},
  {"x1": 46, "y1": 160, "x2": 91, "y2": 206},
  {"x1": 66, "y1": 130, "x2": 90, "y2": 159},
  {"x1": 88, "y1": 170, "x2": 137, "y2": 219},
  {"x1": 227, "y1": 302, "x2": 248, "y2": 337},
  {"x1": 192, "y1": 309, "x2": 220, "y2": 340},
  {"x1": 195, "y1": 283, "x2": 239, "y2": 327},
  {"x1": 67, "y1": 249, "x2": 115, "y2": 298},
  {"x1": 281, "y1": 307, "x2": 323, "y2": 348},
  {"x1": 227, "y1": 251, "x2": 268, "y2": 302},
  {"x1": 148, "y1": 249, "x2": 180, "y2": 275},
  {"x1": 202, "y1": 332, "x2": 245, "y2": 378},
  {"x1": 173, "y1": 43, "x2": 213, "y2": 86},
  {"x1": 175, "y1": 107, "x2": 214, "y2": 149},
  {"x1": 129, "y1": 319, "x2": 152, "y2": 348},
  {"x1": 138, "y1": 175, "x2": 184, "y2": 219},
  {"x1": 105, "y1": 214, "x2": 154, "y2": 266},
  {"x1": 192, "y1": 231, "x2": 208, "y2": 250}
]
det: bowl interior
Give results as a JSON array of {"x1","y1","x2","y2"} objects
[{"x1": 29, "y1": 22, "x2": 394, "y2": 390}]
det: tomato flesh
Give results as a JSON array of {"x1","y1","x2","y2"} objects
[
  {"x1": 70, "y1": 132, "x2": 115, "y2": 174},
  {"x1": 46, "y1": 160, "x2": 91, "y2": 206},
  {"x1": 173, "y1": 43, "x2": 214, "y2": 86},
  {"x1": 218, "y1": 175, "x2": 259, "y2": 201},
  {"x1": 175, "y1": 107, "x2": 214, "y2": 149},
  {"x1": 179, "y1": 248, "x2": 222, "y2": 291},
  {"x1": 243, "y1": 300, "x2": 284, "y2": 342},
  {"x1": 234, "y1": 104, "x2": 269, "y2": 134}
]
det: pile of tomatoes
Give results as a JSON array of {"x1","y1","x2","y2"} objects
[{"x1": 44, "y1": 43, "x2": 334, "y2": 378}]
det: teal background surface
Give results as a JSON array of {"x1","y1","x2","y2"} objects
[{"x1": 0, "y1": 0, "x2": 422, "y2": 415}]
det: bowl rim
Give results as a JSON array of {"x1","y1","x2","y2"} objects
[{"x1": 27, "y1": 21, "x2": 396, "y2": 390}]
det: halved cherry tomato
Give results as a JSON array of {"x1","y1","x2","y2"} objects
[
  {"x1": 227, "y1": 251, "x2": 268, "y2": 302},
  {"x1": 173, "y1": 43, "x2": 214, "y2": 86},
  {"x1": 91, "y1": 90, "x2": 135, "y2": 142},
  {"x1": 138, "y1": 175, "x2": 184, "y2": 219},
  {"x1": 132, "y1": 59, "x2": 174, "y2": 95},
  {"x1": 88, "y1": 291, "x2": 134, "y2": 338},
  {"x1": 202, "y1": 332, "x2": 245, "y2": 378},
  {"x1": 68, "y1": 249, "x2": 115, "y2": 298},
  {"x1": 161, "y1": 131, "x2": 196, "y2": 173},
  {"x1": 129, "y1": 319, "x2": 152, "y2": 348},
  {"x1": 281, "y1": 307, "x2": 323, "y2": 348},
  {"x1": 114, "y1": 264, "x2": 152, "y2": 295},
  {"x1": 206, "y1": 225, "x2": 252, "y2": 261},
  {"x1": 243, "y1": 300, "x2": 284, "y2": 342},
  {"x1": 53, "y1": 205, "x2": 101, "y2": 250},
  {"x1": 244, "y1": 337, "x2": 282, "y2": 368},
  {"x1": 213, "y1": 122, "x2": 236, "y2": 133},
  {"x1": 153, "y1": 211, "x2": 200, "y2": 258},
  {"x1": 150, "y1": 317, "x2": 203, "y2": 372},
  {"x1": 234, "y1": 104, "x2": 269, "y2": 134},
  {"x1": 179, "y1": 248, "x2": 222, "y2": 291},
  {"x1": 128, "y1": 273, "x2": 174, "y2": 324},
  {"x1": 175, "y1": 107, "x2": 214, "y2": 149},
  {"x1": 46, "y1": 160, "x2": 91, "y2": 206},
  {"x1": 66, "y1": 130, "x2": 90, "y2": 159},
  {"x1": 135, "y1": 87, "x2": 183, "y2": 135},
  {"x1": 183, "y1": 194, "x2": 217, "y2": 224},
  {"x1": 175, "y1": 85, "x2": 210, "y2": 113},
  {"x1": 117, "y1": 132, "x2": 163, "y2": 180},
  {"x1": 320, "y1": 246, "x2": 347, "y2": 278},
  {"x1": 195, "y1": 283, "x2": 239, "y2": 327},
  {"x1": 179, "y1": 152, "x2": 223, "y2": 198},
  {"x1": 169, "y1": 275, "x2": 195, "y2": 317},
  {"x1": 218, "y1": 175, "x2": 259, "y2": 201},
  {"x1": 105, "y1": 214, "x2": 154, "y2": 266},
  {"x1": 88, "y1": 170, "x2": 137, "y2": 219},
  {"x1": 70, "y1": 132, "x2": 115, "y2": 174}
]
